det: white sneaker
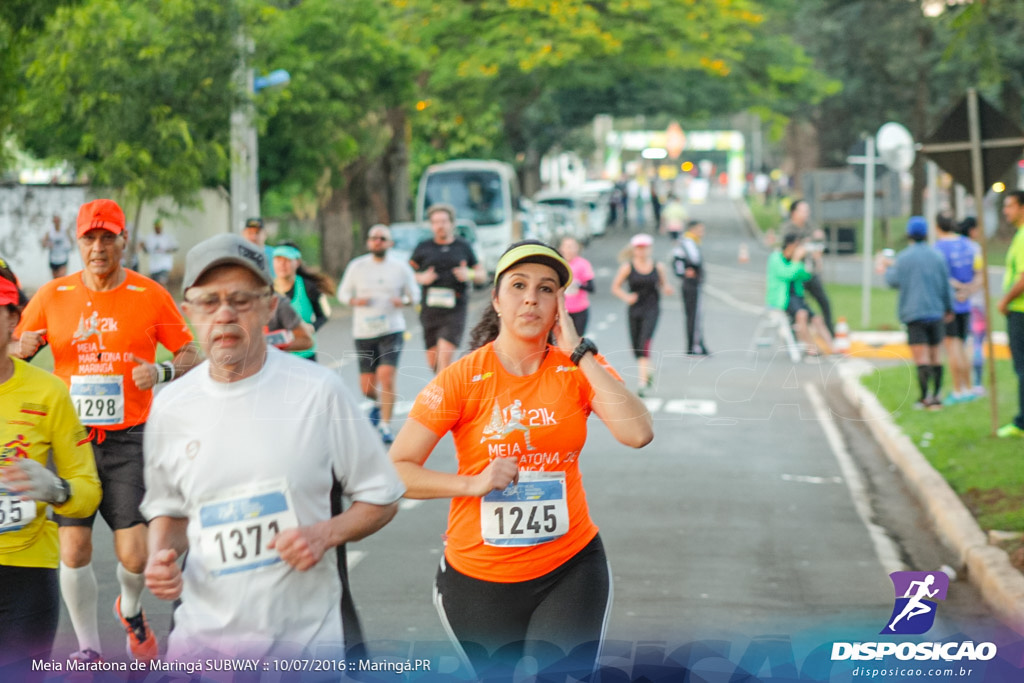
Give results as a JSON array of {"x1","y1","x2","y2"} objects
[{"x1": 378, "y1": 423, "x2": 394, "y2": 445}]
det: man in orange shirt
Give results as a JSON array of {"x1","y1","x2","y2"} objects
[{"x1": 12, "y1": 199, "x2": 200, "y2": 664}]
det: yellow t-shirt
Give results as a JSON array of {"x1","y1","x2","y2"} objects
[
  {"x1": 1005, "y1": 225, "x2": 1024, "y2": 314},
  {"x1": 409, "y1": 342, "x2": 620, "y2": 583},
  {"x1": 0, "y1": 359, "x2": 101, "y2": 568}
]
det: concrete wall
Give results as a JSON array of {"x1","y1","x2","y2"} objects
[{"x1": 0, "y1": 185, "x2": 229, "y2": 295}]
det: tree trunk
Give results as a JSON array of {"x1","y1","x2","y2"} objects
[
  {"x1": 521, "y1": 147, "x2": 542, "y2": 198},
  {"x1": 782, "y1": 118, "x2": 820, "y2": 194},
  {"x1": 385, "y1": 106, "x2": 412, "y2": 221},
  {"x1": 319, "y1": 178, "x2": 353, "y2": 281},
  {"x1": 909, "y1": 20, "x2": 932, "y2": 217}
]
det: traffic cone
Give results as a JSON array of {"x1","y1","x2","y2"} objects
[
  {"x1": 833, "y1": 317, "x2": 850, "y2": 355},
  {"x1": 738, "y1": 242, "x2": 749, "y2": 264}
]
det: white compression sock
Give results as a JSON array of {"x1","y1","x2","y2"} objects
[
  {"x1": 60, "y1": 562, "x2": 102, "y2": 654},
  {"x1": 116, "y1": 563, "x2": 146, "y2": 618}
]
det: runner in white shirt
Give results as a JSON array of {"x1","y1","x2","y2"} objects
[
  {"x1": 142, "y1": 233, "x2": 405, "y2": 661},
  {"x1": 337, "y1": 224, "x2": 420, "y2": 444},
  {"x1": 140, "y1": 220, "x2": 178, "y2": 287}
]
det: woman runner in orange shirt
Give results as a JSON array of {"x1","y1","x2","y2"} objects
[{"x1": 390, "y1": 240, "x2": 653, "y2": 679}]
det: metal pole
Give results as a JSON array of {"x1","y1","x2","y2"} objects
[
  {"x1": 925, "y1": 161, "x2": 939, "y2": 244},
  {"x1": 967, "y1": 88, "x2": 1000, "y2": 436},
  {"x1": 230, "y1": 32, "x2": 260, "y2": 232},
  {"x1": 861, "y1": 136, "x2": 876, "y2": 329}
]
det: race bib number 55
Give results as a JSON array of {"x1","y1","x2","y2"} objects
[
  {"x1": 198, "y1": 479, "x2": 298, "y2": 577},
  {"x1": 480, "y1": 471, "x2": 569, "y2": 547},
  {"x1": 0, "y1": 492, "x2": 37, "y2": 534}
]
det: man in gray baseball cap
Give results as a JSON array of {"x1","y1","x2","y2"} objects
[
  {"x1": 141, "y1": 232, "x2": 404, "y2": 661},
  {"x1": 182, "y1": 233, "x2": 271, "y2": 294}
]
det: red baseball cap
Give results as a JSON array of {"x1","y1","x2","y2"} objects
[
  {"x1": 0, "y1": 277, "x2": 18, "y2": 306},
  {"x1": 77, "y1": 199, "x2": 126, "y2": 238}
]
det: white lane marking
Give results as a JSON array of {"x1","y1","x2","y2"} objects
[
  {"x1": 663, "y1": 399, "x2": 717, "y2": 416},
  {"x1": 358, "y1": 400, "x2": 414, "y2": 417},
  {"x1": 641, "y1": 398, "x2": 664, "y2": 413},
  {"x1": 702, "y1": 283, "x2": 764, "y2": 315},
  {"x1": 804, "y1": 384, "x2": 906, "y2": 574},
  {"x1": 347, "y1": 550, "x2": 367, "y2": 570},
  {"x1": 399, "y1": 499, "x2": 423, "y2": 511},
  {"x1": 781, "y1": 473, "x2": 843, "y2": 485}
]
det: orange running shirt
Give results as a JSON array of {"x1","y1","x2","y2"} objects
[
  {"x1": 409, "y1": 341, "x2": 620, "y2": 583},
  {"x1": 16, "y1": 270, "x2": 193, "y2": 429}
]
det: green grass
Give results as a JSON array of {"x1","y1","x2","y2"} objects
[
  {"x1": 862, "y1": 360, "x2": 1024, "y2": 531},
  {"x1": 825, "y1": 283, "x2": 901, "y2": 332},
  {"x1": 824, "y1": 282, "x2": 1008, "y2": 333}
]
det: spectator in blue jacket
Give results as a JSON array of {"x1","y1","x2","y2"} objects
[{"x1": 883, "y1": 216, "x2": 954, "y2": 410}]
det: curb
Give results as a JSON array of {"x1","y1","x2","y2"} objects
[{"x1": 837, "y1": 359, "x2": 1024, "y2": 636}]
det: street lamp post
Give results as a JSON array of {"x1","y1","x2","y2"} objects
[{"x1": 228, "y1": 30, "x2": 289, "y2": 232}]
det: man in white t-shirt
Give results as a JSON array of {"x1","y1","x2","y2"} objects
[
  {"x1": 140, "y1": 220, "x2": 178, "y2": 287},
  {"x1": 337, "y1": 224, "x2": 420, "y2": 444},
  {"x1": 141, "y1": 233, "x2": 405, "y2": 661}
]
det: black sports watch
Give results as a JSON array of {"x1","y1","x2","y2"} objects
[
  {"x1": 54, "y1": 478, "x2": 71, "y2": 505},
  {"x1": 570, "y1": 337, "x2": 598, "y2": 366}
]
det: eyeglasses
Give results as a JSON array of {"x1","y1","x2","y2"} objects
[
  {"x1": 368, "y1": 235, "x2": 390, "y2": 242},
  {"x1": 184, "y1": 290, "x2": 271, "y2": 315}
]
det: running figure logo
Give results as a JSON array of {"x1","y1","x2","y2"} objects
[
  {"x1": 480, "y1": 398, "x2": 536, "y2": 451},
  {"x1": 73, "y1": 311, "x2": 106, "y2": 349},
  {"x1": 881, "y1": 571, "x2": 949, "y2": 635}
]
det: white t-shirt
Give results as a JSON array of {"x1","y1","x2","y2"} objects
[
  {"x1": 46, "y1": 227, "x2": 71, "y2": 264},
  {"x1": 144, "y1": 232, "x2": 178, "y2": 273},
  {"x1": 141, "y1": 348, "x2": 405, "y2": 660},
  {"x1": 336, "y1": 254, "x2": 420, "y2": 340}
]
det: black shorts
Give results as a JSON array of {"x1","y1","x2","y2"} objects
[
  {"x1": 785, "y1": 295, "x2": 814, "y2": 323},
  {"x1": 48, "y1": 261, "x2": 67, "y2": 271},
  {"x1": 945, "y1": 312, "x2": 969, "y2": 340},
  {"x1": 433, "y1": 534, "x2": 611, "y2": 678},
  {"x1": 0, "y1": 565, "x2": 59, "y2": 673},
  {"x1": 421, "y1": 304, "x2": 468, "y2": 349},
  {"x1": 56, "y1": 426, "x2": 146, "y2": 530},
  {"x1": 354, "y1": 332, "x2": 405, "y2": 374},
  {"x1": 906, "y1": 319, "x2": 945, "y2": 347}
]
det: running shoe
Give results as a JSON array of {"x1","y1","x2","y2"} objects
[
  {"x1": 378, "y1": 422, "x2": 394, "y2": 445},
  {"x1": 942, "y1": 393, "x2": 965, "y2": 406},
  {"x1": 368, "y1": 404, "x2": 381, "y2": 427},
  {"x1": 972, "y1": 385, "x2": 986, "y2": 397},
  {"x1": 68, "y1": 649, "x2": 103, "y2": 664},
  {"x1": 996, "y1": 424, "x2": 1024, "y2": 439},
  {"x1": 114, "y1": 596, "x2": 158, "y2": 662}
]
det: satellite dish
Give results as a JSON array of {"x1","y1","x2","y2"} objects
[{"x1": 876, "y1": 122, "x2": 915, "y2": 172}]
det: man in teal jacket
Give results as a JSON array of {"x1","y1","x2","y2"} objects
[{"x1": 766, "y1": 233, "x2": 833, "y2": 355}]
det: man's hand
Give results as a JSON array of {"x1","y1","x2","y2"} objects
[
  {"x1": 14, "y1": 329, "x2": 47, "y2": 359},
  {"x1": 0, "y1": 458, "x2": 64, "y2": 503},
  {"x1": 145, "y1": 549, "x2": 183, "y2": 600},
  {"x1": 416, "y1": 267, "x2": 438, "y2": 286},
  {"x1": 130, "y1": 354, "x2": 158, "y2": 390},
  {"x1": 269, "y1": 524, "x2": 329, "y2": 571},
  {"x1": 453, "y1": 261, "x2": 470, "y2": 283}
]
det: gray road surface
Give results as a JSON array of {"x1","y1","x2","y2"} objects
[{"x1": 45, "y1": 198, "x2": 1015, "y2": 680}]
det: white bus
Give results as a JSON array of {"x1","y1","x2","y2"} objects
[{"x1": 415, "y1": 159, "x2": 524, "y2": 275}]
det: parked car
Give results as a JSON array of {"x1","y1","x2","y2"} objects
[{"x1": 532, "y1": 190, "x2": 591, "y2": 244}]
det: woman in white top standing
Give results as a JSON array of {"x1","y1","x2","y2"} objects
[{"x1": 41, "y1": 214, "x2": 72, "y2": 279}]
